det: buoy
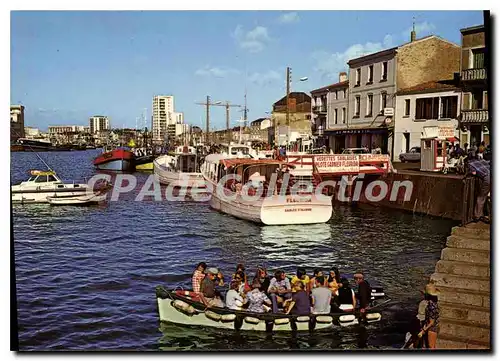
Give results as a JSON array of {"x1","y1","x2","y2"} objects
[
  {"x1": 316, "y1": 315, "x2": 333, "y2": 324},
  {"x1": 244, "y1": 316, "x2": 260, "y2": 324},
  {"x1": 366, "y1": 313, "x2": 381, "y2": 322},
  {"x1": 339, "y1": 314, "x2": 356, "y2": 323},
  {"x1": 296, "y1": 316, "x2": 310, "y2": 322},
  {"x1": 221, "y1": 314, "x2": 236, "y2": 322},
  {"x1": 274, "y1": 318, "x2": 290, "y2": 325},
  {"x1": 205, "y1": 310, "x2": 221, "y2": 322}
]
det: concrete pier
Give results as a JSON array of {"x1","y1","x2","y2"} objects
[{"x1": 429, "y1": 222, "x2": 491, "y2": 349}]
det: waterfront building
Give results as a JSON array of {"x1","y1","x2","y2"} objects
[
  {"x1": 24, "y1": 126, "x2": 40, "y2": 138},
  {"x1": 89, "y1": 116, "x2": 110, "y2": 134},
  {"x1": 457, "y1": 24, "x2": 489, "y2": 146},
  {"x1": 11, "y1": 105, "x2": 25, "y2": 142},
  {"x1": 310, "y1": 72, "x2": 349, "y2": 152},
  {"x1": 152, "y1": 95, "x2": 184, "y2": 142},
  {"x1": 271, "y1": 92, "x2": 312, "y2": 146},
  {"x1": 347, "y1": 30, "x2": 460, "y2": 155},
  {"x1": 394, "y1": 80, "x2": 461, "y2": 161}
]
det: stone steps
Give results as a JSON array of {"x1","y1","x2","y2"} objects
[
  {"x1": 430, "y1": 272, "x2": 490, "y2": 293},
  {"x1": 438, "y1": 301, "x2": 490, "y2": 327},
  {"x1": 435, "y1": 260, "x2": 490, "y2": 278},
  {"x1": 437, "y1": 333, "x2": 490, "y2": 350},
  {"x1": 441, "y1": 247, "x2": 490, "y2": 264},
  {"x1": 451, "y1": 224, "x2": 491, "y2": 240},
  {"x1": 438, "y1": 318, "x2": 490, "y2": 344},
  {"x1": 435, "y1": 285, "x2": 490, "y2": 308},
  {"x1": 446, "y1": 235, "x2": 490, "y2": 251}
]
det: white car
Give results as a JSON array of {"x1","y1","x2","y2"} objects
[{"x1": 342, "y1": 147, "x2": 370, "y2": 154}]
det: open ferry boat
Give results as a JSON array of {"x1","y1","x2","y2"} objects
[
  {"x1": 200, "y1": 154, "x2": 333, "y2": 225},
  {"x1": 153, "y1": 145, "x2": 205, "y2": 189},
  {"x1": 11, "y1": 170, "x2": 93, "y2": 204},
  {"x1": 156, "y1": 286, "x2": 388, "y2": 332}
]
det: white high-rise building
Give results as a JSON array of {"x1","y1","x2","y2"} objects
[
  {"x1": 152, "y1": 95, "x2": 184, "y2": 141},
  {"x1": 89, "y1": 116, "x2": 110, "y2": 134}
]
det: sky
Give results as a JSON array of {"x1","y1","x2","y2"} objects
[{"x1": 11, "y1": 10, "x2": 484, "y2": 131}]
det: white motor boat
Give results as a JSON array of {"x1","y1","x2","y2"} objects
[
  {"x1": 47, "y1": 191, "x2": 108, "y2": 206},
  {"x1": 11, "y1": 170, "x2": 92, "y2": 204},
  {"x1": 200, "y1": 154, "x2": 333, "y2": 225},
  {"x1": 153, "y1": 145, "x2": 206, "y2": 189}
]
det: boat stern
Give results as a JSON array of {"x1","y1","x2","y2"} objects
[{"x1": 260, "y1": 194, "x2": 332, "y2": 225}]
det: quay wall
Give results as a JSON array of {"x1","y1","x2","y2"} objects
[{"x1": 333, "y1": 172, "x2": 464, "y2": 221}]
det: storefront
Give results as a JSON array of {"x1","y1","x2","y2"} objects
[{"x1": 330, "y1": 126, "x2": 392, "y2": 154}]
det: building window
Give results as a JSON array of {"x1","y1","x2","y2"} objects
[
  {"x1": 334, "y1": 108, "x2": 338, "y2": 124},
  {"x1": 404, "y1": 99, "x2": 411, "y2": 116},
  {"x1": 367, "y1": 65, "x2": 374, "y2": 83},
  {"x1": 355, "y1": 68, "x2": 361, "y2": 86},
  {"x1": 342, "y1": 107, "x2": 346, "y2": 123},
  {"x1": 366, "y1": 94, "x2": 373, "y2": 117},
  {"x1": 440, "y1": 96, "x2": 458, "y2": 118},
  {"x1": 355, "y1": 96, "x2": 360, "y2": 116},
  {"x1": 380, "y1": 92, "x2": 388, "y2": 112},
  {"x1": 415, "y1": 97, "x2": 439, "y2": 120},
  {"x1": 333, "y1": 90, "x2": 337, "y2": 100},
  {"x1": 471, "y1": 91, "x2": 483, "y2": 109},
  {"x1": 381, "y1": 61, "x2": 388, "y2": 81},
  {"x1": 472, "y1": 48, "x2": 485, "y2": 69},
  {"x1": 343, "y1": 89, "x2": 347, "y2": 98}
]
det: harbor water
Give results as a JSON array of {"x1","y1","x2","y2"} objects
[{"x1": 11, "y1": 150, "x2": 458, "y2": 350}]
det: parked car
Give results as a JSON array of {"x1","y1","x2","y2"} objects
[
  {"x1": 399, "y1": 147, "x2": 421, "y2": 162},
  {"x1": 342, "y1": 147, "x2": 370, "y2": 154}
]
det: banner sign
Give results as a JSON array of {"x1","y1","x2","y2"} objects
[
  {"x1": 438, "y1": 126, "x2": 455, "y2": 138},
  {"x1": 314, "y1": 155, "x2": 359, "y2": 173},
  {"x1": 359, "y1": 154, "x2": 390, "y2": 162}
]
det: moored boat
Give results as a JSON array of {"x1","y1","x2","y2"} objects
[
  {"x1": 156, "y1": 287, "x2": 387, "y2": 332},
  {"x1": 200, "y1": 155, "x2": 333, "y2": 225},
  {"x1": 153, "y1": 145, "x2": 205, "y2": 188},
  {"x1": 93, "y1": 146, "x2": 135, "y2": 171},
  {"x1": 47, "y1": 192, "x2": 107, "y2": 206},
  {"x1": 11, "y1": 170, "x2": 91, "y2": 204}
]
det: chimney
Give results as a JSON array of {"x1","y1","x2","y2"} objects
[
  {"x1": 410, "y1": 17, "x2": 416, "y2": 42},
  {"x1": 339, "y1": 72, "x2": 348, "y2": 83}
]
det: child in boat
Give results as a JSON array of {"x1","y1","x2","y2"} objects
[
  {"x1": 226, "y1": 280, "x2": 247, "y2": 311},
  {"x1": 234, "y1": 270, "x2": 251, "y2": 294},
  {"x1": 291, "y1": 267, "x2": 310, "y2": 292},
  {"x1": 246, "y1": 279, "x2": 272, "y2": 313},
  {"x1": 253, "y1": 266, "x2": 271, "y2": 295},
  {"x1": 327, "y1": 267, "x2": 341, "y2": 295},
  {"x1": 192, "y1": 262, "x2": 207, "y2": 294}
]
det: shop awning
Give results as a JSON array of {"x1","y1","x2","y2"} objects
[{"x1": 327, "y1": 127, "x2": 390, "y2": 135}]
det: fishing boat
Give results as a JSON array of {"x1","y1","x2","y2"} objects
[
  {"x1": 12, "y1": 170, "x2": 92, "y2": 204},
  {"x1": 156, "y1": 286, "x2": 388, "y2": 332},
  {"x1": 153, "y1": 145, "x2": 205, "y2": 188},
  {"x1": 200, "y1": 155, "x2": 333, "y2": 225},
  {"x1": 47, "y1": 192, "x2": 107, "y2": 206},
  {"x1": 133, "y1": 148, "x2": 156, "y2": 171},
  {"x1": 93, "y1": 145, "x2": 135, "y2": 171}
]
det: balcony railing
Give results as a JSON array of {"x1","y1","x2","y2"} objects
[
  {"x1": 461, "y1": 68, "x2": 487, "y2": 81},
  {"x1": 312, "y1": 105, "x2": 327, "y2": 114},
  {"x1": 460, "y1": 109, "x2": 489, "y2": 123}
]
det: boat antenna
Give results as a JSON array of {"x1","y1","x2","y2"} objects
[{"x1": 12, "y1": 129, "x2": 54, "y2": 172}]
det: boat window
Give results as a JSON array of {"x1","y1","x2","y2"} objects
[
  {"x1": 74, "y1": 184, "x2": 80, "y2": 187},
  {"x1": 47, "y1": 175, "x2": 57, "y2": 182},
  {"x1": 27, "y1": 176, "x2": 35, "y2": 182},
  {"x1": 34, "y1": 175, "x2": 48, "y2": 183},
  {"x1": 231, "y1": 147, "x2": 250, "y2": 155},
  {"x1": 57, "y1": 184, "x2": 64, "y2": 188}
]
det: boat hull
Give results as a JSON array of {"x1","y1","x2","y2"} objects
[
  {"x1": 207, "y1": 182, "x2": 332, "y2": 225},
  {"x1": 12, "y1": 189, "x2": 89, "y2": 204},
  {"x1": 47, "y1": 193, "x2": 106, "y2": 205},
  {"x1": 94, "y1": 149, "x2": 135, "y2": 171},
  {"x1": 135, "y1": 162, "x2": 153, "y2": 171},
  {"x1": 153, "y1": 156, "x2": 206, "y2": 188}
]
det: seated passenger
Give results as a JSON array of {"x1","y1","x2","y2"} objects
[
  {"x1": 291, "y1": 267, "x2": 310, "y2": 292},
  {"x1": 311, "y1": 276, "x2": 331, "y2": 314},
  {"x1": 336, "y1": 277, "x2": 357, "y2": 312},
  {"x1": 308, "y1": 268, "x2": 326, "y2": 293},
  {"x1": 192, "y1": 262, "x2": 207, "y2": 294},
  {"x1": 268, "y1": 269, "x2": 292, "y2": 313},
  {"x1": 285, "y1": 281, "x2": 311, "y2": 316},
  {"x1": 200, "y1": 268, "x2": 225, "y2": 308},
  {"x1": 232, "y1": 264, "x2": 248, "y2": 284},
  {"x1": 247, "y1": 279, "x2": 272, "y2": 313},
  {"x1": 226, "y1": 280, "x2": 246, "y2": 311},
  {"x1": 234, "y1": 270, "x2": 251, "y2": 294},
  {"x1": 327, "y1": 267, "x2": 341, "y2": 295},
  {"x1": 253, "y1": 266, "x2": 271, "y2": 294}
]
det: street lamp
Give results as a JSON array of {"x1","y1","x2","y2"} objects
[{"x1": 286, "y1": 73, "x2": 308, "y2": 149}]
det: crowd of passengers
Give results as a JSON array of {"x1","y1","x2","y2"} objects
[{"x1": 190, "y1": 263, "x2": 372, "y2": 317}]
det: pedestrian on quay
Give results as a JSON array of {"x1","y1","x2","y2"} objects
[{"x1": 466, "y1": 151, "x2": 491, "y2": 223}]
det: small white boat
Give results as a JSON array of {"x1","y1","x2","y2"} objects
[
  {"x1": 200, "y1": 155, "x2": 333, "y2": 225},
  {"x1": 47, "y1": 192, "x2": 107, "y2": 206},
  {"x1": 156, "y1": 287, "x2": 386, "y2": 332},
  {"x1": 153, "y1": 145, "x2": 205, "y2": 189},
  {"x1": 12, "y1": 170, "x2": 91, "y2": 204}
]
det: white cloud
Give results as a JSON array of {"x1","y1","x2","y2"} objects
[
  {"x1": 312, "y1": 36, "x2": 396, "y2": 81},
  {"x1": 248, "y1": 70, "x2": 282, "y2": 86},
  {"x1": 195, "y1": 65, "x2": 240, "y2": 78},
  {"x1": 231, "y1": 25, "x2": 271, "y2": 53},
  {"x1": 402, "y1": 21, "x2": 436, "y2": 39},
  {"x1": 278, "y1": 12, "x2": 300, "y2": 24}
]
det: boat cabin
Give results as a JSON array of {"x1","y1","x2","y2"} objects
[
  {"x1": 25, "y1": 170, "x2": 62, "y2": 184},
  {"x1": 172, "y1": 145, "x2": 200, "y2": 173},
  {"x1": 219, "y1": 143, "x2": 254, "y2": 158}
]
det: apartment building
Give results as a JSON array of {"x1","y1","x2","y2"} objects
[
  {"x1": 310, "y1": 72, "x2": 349, "y2": 152},
  {"x1": 458, "y1": 24, "x2": 489, "y2": 146},
  {"x1": 89, "y1": 116, "x2": 110, "y2": 134},
  {"x1": 347, "y1": 31, "x2": 460, "y2": 155},
  {"x1": 152, "y1": 95, "x2": 184, "y2": 142}
]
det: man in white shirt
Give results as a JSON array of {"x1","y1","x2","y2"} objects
[{"x1": 226, "y1": 280, "x2": 246, "y2": 311}]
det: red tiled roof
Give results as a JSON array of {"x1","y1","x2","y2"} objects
[
  {"x1": 397, "y1": 80, "x2": 460, "y2": 95},
  {"x1": 311, "y1": 81, "x2": 349, "y2": 94}
]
